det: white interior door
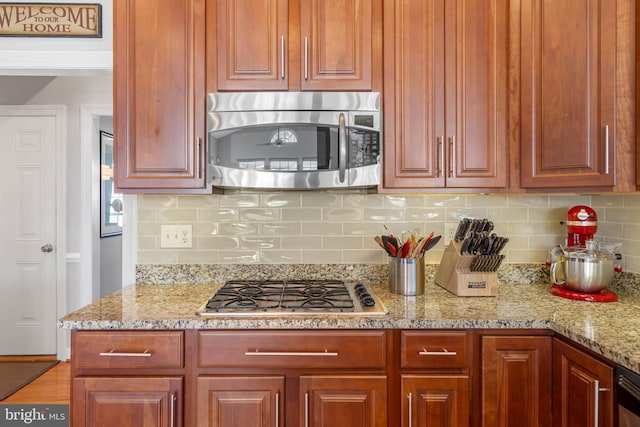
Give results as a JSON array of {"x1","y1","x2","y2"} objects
[{"x1": 0, "y1": 114, "x2": 57, "y2": 355}]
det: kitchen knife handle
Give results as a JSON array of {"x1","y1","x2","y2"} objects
[
  {"x1": 281, "y1": 36, "x2": 285, "y2": 79},
  {"x1": 407, "y1": 392, "x2": 413, "y2": 427},
  {"x1": 604, "y1": 125, "x2": 609, "y2": 175},
  {"x1": 99, "y1": 349, "x2": 152, "y2": 357},
  {"x1": 304, "y1": 36, "x2": 309, "y2": 80},
  {"x1": 419, "y1": 348, "x2": 457, "y2": 356},
  {"x1": 245, "y1": 350, "x2": 338, "y2": 357},
  {"x1": 338, "y1": 113, "x2": 347, "y2": 183}
]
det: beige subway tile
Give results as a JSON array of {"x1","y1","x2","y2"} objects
[
  {"x1": 138, "y1": 222, "x2": 161, "y2": 236},
  {"x1": 323, "y1": 236, "x2": 363, "y2": 250},
  {"x1": 623, "y1": 194, "x2": 640, "y2": 208},
  {"x1": 602, "y1": 207, "x2": 640, "y2": 224},
  {"x1": 282, "y1": 208, "x2": 322, "y2": 221},
  {"x1": 361, "y1": 208, "x2": 402, "y2": 222},
  {"x1": 344, "y1": 193, "x2": 385, "y2": 208},
  {"x1": 261, "y1": 193, "x2": 302, "y2": 207},
  {"x1": 508, "y1": 221, "x2": 552, "y2": 235},
  {"x1": 157, "y1": 208, "x2": 198, "y2": 222},
  {"x1": 177, "y1": 251, "x2": 219, "y2": 264},
  {"x1": 590, "y1": 194, "x2": 623, "y2": 208},
  {"x1": 137, "y1": 250, "x2": 179, "y2": 264},
  {"x1": 177, "y1": 195, "x2": 218, "y2": 208},
  {"x1": 239, "y1": 208, "x2": 280, "y2": 222},
  {"x1": 508, "y1": 195, "x2": 550, "y2": 207},
  {"x1": 343, "y1": 250, "x2": 381, "y2": 264},
  {"x1": 302, "y1": 222, "x2": 342, "y2": 235},
  {"x1": 193, "y1": 222, "x2": 220, "y2": 236},
  {"x1": 198, "y1": 208, "x2": 239, "y2": 222},
  {"x1": 137, "y1": 208, "x2": 157, "y2": 222},
  {"x1": 137, "y1": 236, "x2": 157, "y2": 250},
  {"x1": 260, "y1": 250, "x2": 302, "y2": 263},
  {"x1": 239, "y1": 236, "x2": 280, "y2": 250},
  {"x1": 137, "y1": 195, "x2": 177, "y2": 208},
  {"x1": 324, "y1": 208, "x2": 364, "y2": 221},
  {"x1": 343, "y1": 222, "x2": 386, "y2": 236},
  {"x1": 508, "y1": 249, "x2": 548, "y2": 264},
  {"x1": 485, "y1": 207, "x2": 528, "y2": 221},
  {"x1": 301, "y1": 192, "x2": 342, "y2": 207},
  {"x1": 217, "y1": 223, "x2": 259, "y2": 236},
  {"x1": 406, "y1": 208, "x2": 445, "y2": 222},
  {"x1": 198, "y1": 236, "x2": 240, "y2": 250},
  {"x1": 548, "y1": 195, "x2": 590, "y2": 208},
  {"x1": 467, "y1": 195, "x2": 508, "y2": 208},
  {"x1": 302, "y1": 250, "x2": 342, "y2": 263},
  {"x1": 219, "y1": 194, "x2": 260, "y2": 208},
  {"x1": 426, "y1": 195, "x2": 466, "y2": 208},
  {"x1": 624, "y1": 255, "x2": 640, "y2": 275},
  {"x1": 262, "y1": 222, "x2": 302, "y2": 236},
  {"x1": 219, "y1": 251, "x2": 260, "y2": 263},
  {"x1": 281, "y1": 236, "x2": 321, "y2": 250}
]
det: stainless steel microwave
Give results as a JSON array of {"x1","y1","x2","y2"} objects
[{"x1": 206, "y1": 92, "x2": 381, "y2": 190}]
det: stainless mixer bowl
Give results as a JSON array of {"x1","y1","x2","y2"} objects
[{"x1": 550, "y1": 246, "x2": 615, "y2": 293}]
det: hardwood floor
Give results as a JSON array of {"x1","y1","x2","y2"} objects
[{"x1": 0, "y1": 358, "x2": 70, "y2": 404}]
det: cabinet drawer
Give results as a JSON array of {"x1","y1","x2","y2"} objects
[
  {"x1": 401, "y1": 331, "x2": 468, "y2": 369},
  {"x1": 73, "y1": 331, "x2": 184, "y2": 369},
  {"x1": 198, "y1": 330, "x2": 386, "y2": 369}
]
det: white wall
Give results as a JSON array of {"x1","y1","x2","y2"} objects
[{"x1": 24, "y1": 76, "x2": 113, "y2": 310}]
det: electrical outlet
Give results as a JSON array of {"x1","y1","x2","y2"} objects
[
  {"x1": 160, "y1": 224, "x2": 193, "y2": 248},
  {"x1": 444, "y1": 223, "x2": 459, "y2": 246}
]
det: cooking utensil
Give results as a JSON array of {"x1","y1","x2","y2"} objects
[{"x1": 420, "y1": 235, "x2": 441, "y2": 257}]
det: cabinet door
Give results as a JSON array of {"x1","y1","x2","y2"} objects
[
  {"x1": 114, "y1": 0, "x2": 206, "y2": 192},
  {"x1": 401, "y1": 375, "x2": 469, "y2": 427},
  {"x1": 520, "y1": 0, "x2": 616, "y2": 188},
  {"x1": 382, "y1": 0, "x2": 507, "y2": 189},
  {"x1": 444, "y1": 0, "x2": 508, "y2": 188},
  {"x1": 214, "y1": 0, "x2": 289, "y2": 90},
  {"x1": 300, "y1": 0, "x2": 374, "y2": 91},
  {"x1": 196, "y1": 376, "x2": 284, "y2": 427},
  {"x1": 481, "y1": 336, "x2": 552, "y2": 427},
  {"x1": 552, "y1": 338, "x2": 614, "y2": 427},
  {"x1": 72, "y1": 376, "x2": 182, "y2": 427},
  {"x1": 300, "y1": 375, "x2": 387, "y2": 427}
]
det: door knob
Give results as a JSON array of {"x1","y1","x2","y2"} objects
[{"x1": 41, "y1": 244, "x2": 54, "y2": 253}]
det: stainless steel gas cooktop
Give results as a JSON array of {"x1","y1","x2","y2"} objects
[{"x1": 198, "y1": 279, "x2": 388, "y2": 317}]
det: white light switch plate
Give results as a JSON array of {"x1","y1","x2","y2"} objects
[{"x1": 160, "y1": 224, "x2": 193, "y2": 248}]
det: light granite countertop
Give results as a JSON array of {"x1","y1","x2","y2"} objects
[{"x1": 59, "y1": 264, "x2": 640, "y2": 374}]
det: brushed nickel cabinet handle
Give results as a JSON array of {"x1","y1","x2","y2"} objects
[
  {"x1": 98, "y1": 349, "x2": 152, "y2": 357},
  {"x1": 170, "y1": 393, "x2": 176, "y2": 427},
  {"x1": 449, "y1": 136, "x2": 455, "y2": 178},
  {"x1": 244, "y1": 350, "x2": 338, "y2": 357},
  {"x1": 419, "y1": 348, "x2": 457, "y2": 356},
  {"x1": 281, "y1": 36, "x2": 285, "y2": 79},
  {"x1": 275, "y1": 392, "x2": 279, "y2": 427},
  {"x1": 408, "y1": 392, "x2": 413, "y2": 427},
  {"x1": 197, "y1": 137, "x2": 203, "y2": 179},
  {"x1": 304, "y1": 36, "x2": 309, "y2": 80},
  {"x1": 304, "y1": 392, "x2": 309, "y2": 427},
  {"x1": 437, "y1": 136, "x2": 443, "y2": 178},
  {"x1": 604, "y1": 125, "x2": 610, "y2": 175}
]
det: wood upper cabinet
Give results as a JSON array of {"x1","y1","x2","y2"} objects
[
  {"x1": 382, "y1": 0, "x2": 508, "y2": 190},
  {"x1": 114, "y1": 0, "x2": 206, "y2": 192},
  {"x1": 210, "y1": 0, "x2": 381, "y2": 92},
  {"x1": 481, "y1": 335, "x2": 552, "y2": 427},
  {"x1": 519, "y1": 0, "x2": 617, "y2": 189},
  {"x1": 552, "y1": 338, "x2": 614, "y2": 427}
]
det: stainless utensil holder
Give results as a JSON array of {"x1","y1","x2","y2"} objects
[{"x1": 389, "y1": 257, "x2": 425, "y2": 296}]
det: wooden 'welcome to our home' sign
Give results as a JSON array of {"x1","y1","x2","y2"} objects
[{"x1": 0, "y1": 3, "x2": 101, "y2": 37}]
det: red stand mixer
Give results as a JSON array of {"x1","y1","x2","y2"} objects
[{"x1": 549, "y1": 205, "x2": 621, "y2": 302}]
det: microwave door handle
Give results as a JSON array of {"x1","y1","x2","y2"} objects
[{"x1": 338, "y1": 113, "x2": 347, "y2": 183}]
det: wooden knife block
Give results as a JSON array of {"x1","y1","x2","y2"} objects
[{"x1": 435, "y1": 240, "x2": 497, "y2": 296}]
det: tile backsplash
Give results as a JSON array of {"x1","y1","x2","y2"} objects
[{"x1": 136, "y1": 191, "x2": 640, "y2": 273}]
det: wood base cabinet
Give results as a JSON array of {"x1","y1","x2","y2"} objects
[
  {"x1": 401, "y1": 375, "x2": 469, "y2": 427},
  {"x1": 73, "y1": 377, "x2": 182, "y2": 427},
  {"x1": 197, "y1": 376, "x2": 284, "y2": 427},
  {"x1": 480, "y1": 335, "x2": 552, "y2": 427},
  {"x1": 552, "y1": 338, "x2": 614, "y2": 427}
]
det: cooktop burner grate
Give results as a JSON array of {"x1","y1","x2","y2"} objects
[{"x1": 200, "y1": 279, "x2": 387, "y2": 316}]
